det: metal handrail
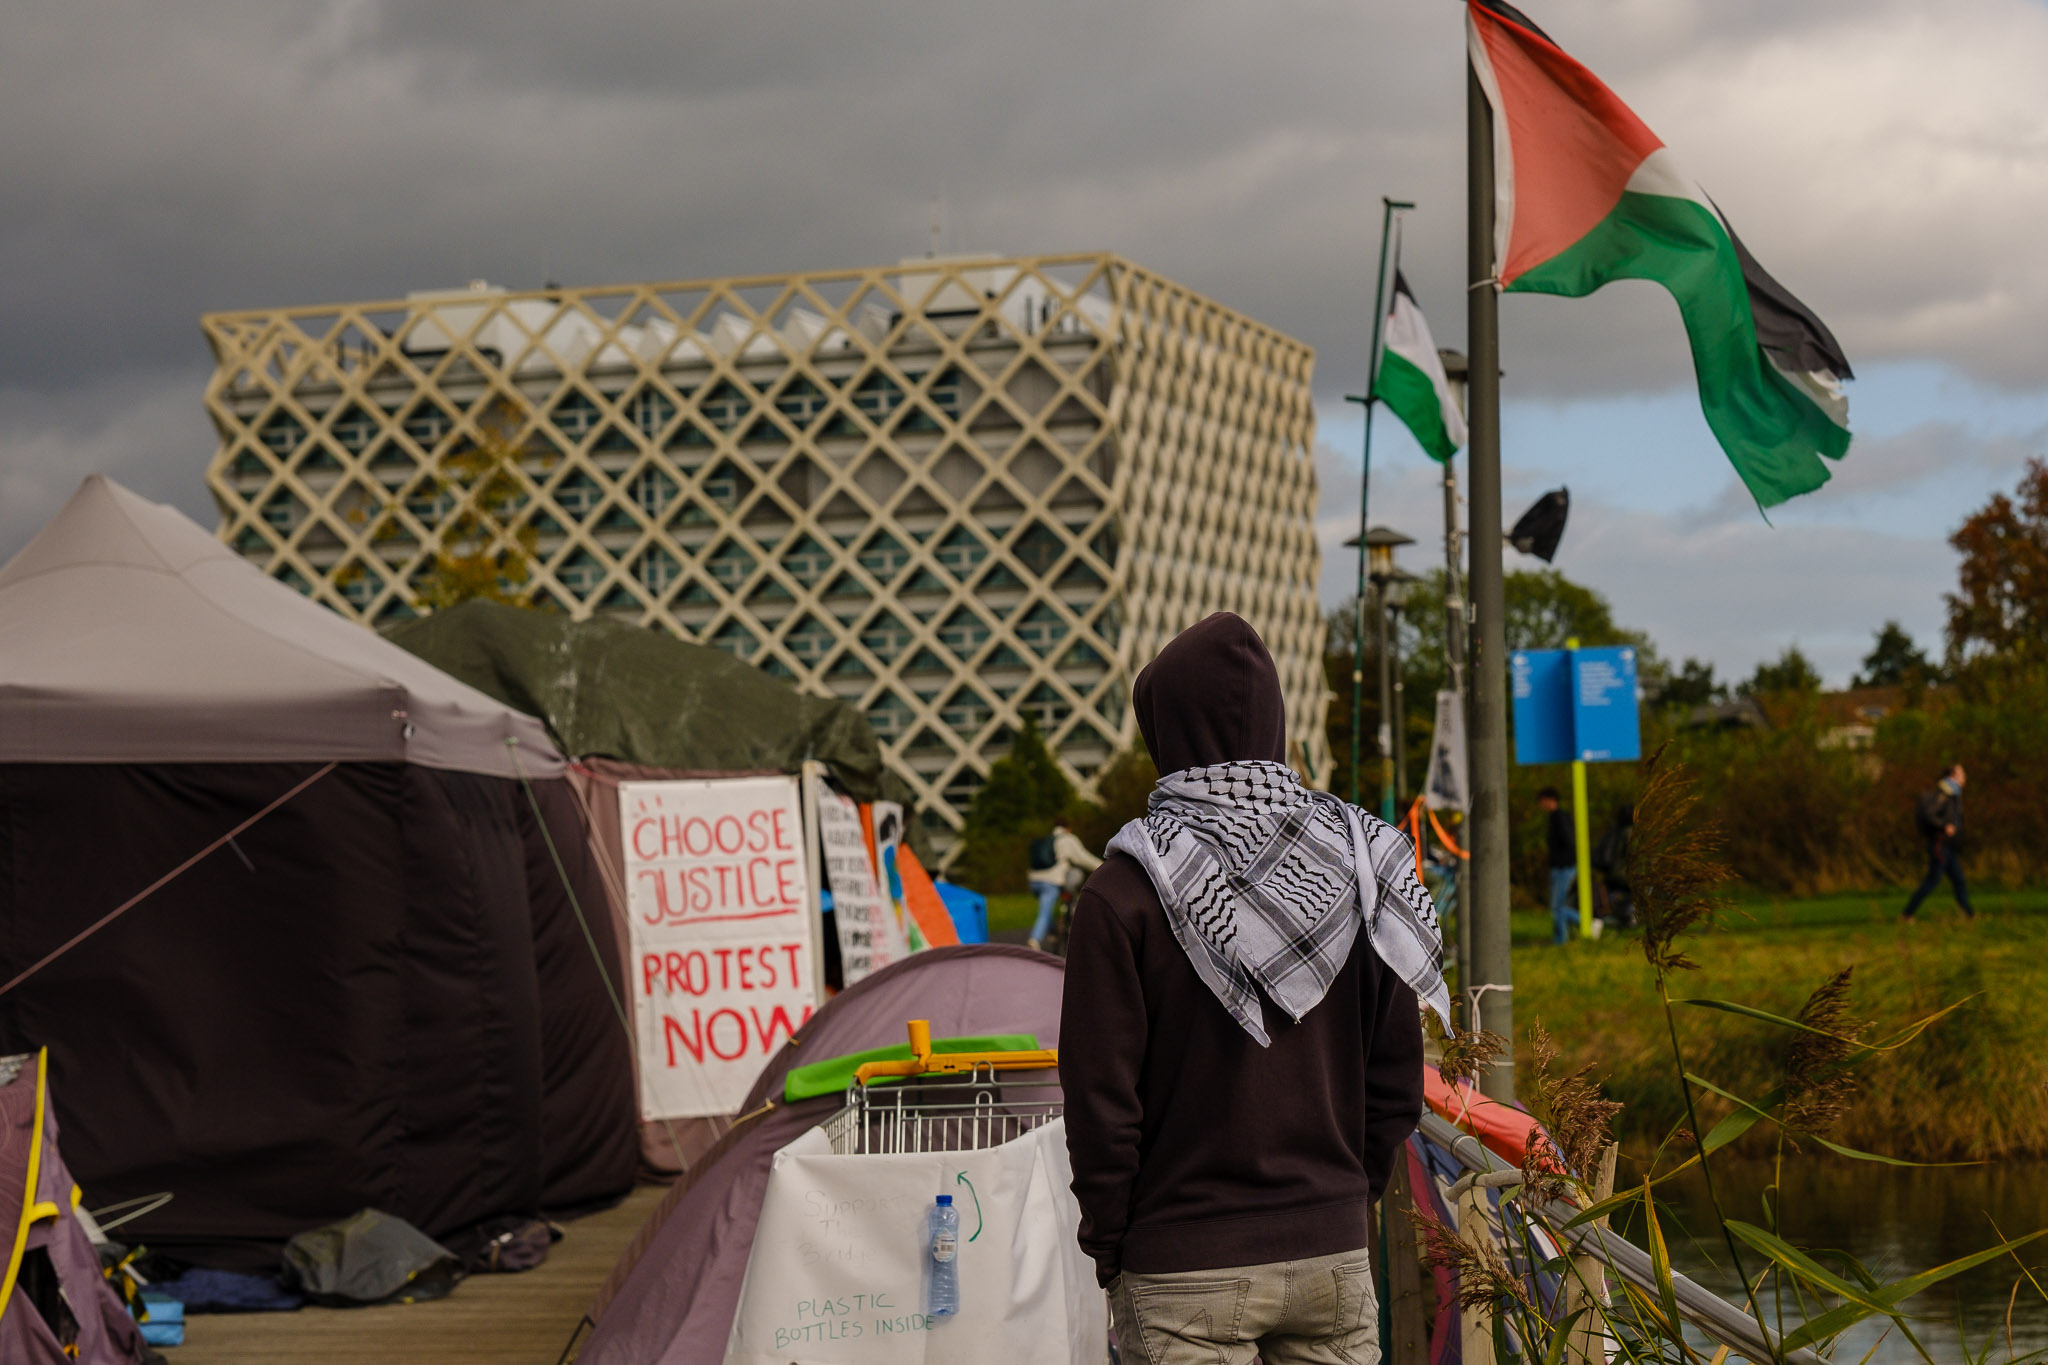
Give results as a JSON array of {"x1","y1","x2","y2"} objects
[{"x1": 1417, "y1": 1111, "x2": 1824, "y2": 1365}]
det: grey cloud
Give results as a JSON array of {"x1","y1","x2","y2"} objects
[
  {"x1": 1564, "y1": 501, "x2": 1954, "y2": 687},
  {"x1": 0, "y1": 370, "x2": 218, "y2": 555},
  {"x1": 1803, "y1": 421, "x2": 2046, "y2": 507},
  {"x1": 5, "y1": 0, "x2": 2046, "y2": 620},
  {"x1": 15, "y1": 0, "x2": 2042, "y2": 402}
]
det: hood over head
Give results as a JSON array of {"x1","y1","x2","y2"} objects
[{"x1": 1134, "y1": 613, "x2": 1288, "y2": 774}]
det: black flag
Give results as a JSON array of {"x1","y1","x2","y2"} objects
[{"x1": 1509, "y1": 488, "x2": 1569, "y2": 562}]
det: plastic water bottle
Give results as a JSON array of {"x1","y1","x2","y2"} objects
[{"x1": 927, "y1": 1193, "x2": 960, "y2": 1318}]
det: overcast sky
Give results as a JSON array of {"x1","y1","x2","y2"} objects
[{"x1": 5, "y1": 0, "x2": 2045, "y2": 685}]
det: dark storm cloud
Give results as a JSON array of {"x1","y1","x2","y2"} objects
[
  {"x1": 6, "y1": 0, "x2": 2038, "y2": 390},
  {"x1": 4, "y1": 0, "x2": 2047, "y2": 565}
]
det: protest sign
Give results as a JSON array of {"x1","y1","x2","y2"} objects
[
  {"x1": 816, "y1": 788, "x2": 909, "y2": 986},
  {"x1": 620, "y1": 776, "x2": 816, "y2": 1121}
]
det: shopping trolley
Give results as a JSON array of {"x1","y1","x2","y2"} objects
[{"x1": 822, "y1": 1020, "x2": 1063, "y2": 1156}]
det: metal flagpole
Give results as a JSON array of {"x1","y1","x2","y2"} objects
[
  {"x1": 1438, "y1": 354, "x2": 1469, "y2": 703},
  {"x1": 1466, "y1": 52, "x2": 1515, "y2": 1099},
  {"x1": 1350, "y1": 196, "x2": 1412, "y2": 807}
]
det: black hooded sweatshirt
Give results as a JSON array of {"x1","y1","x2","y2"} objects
[{"x1": 1060, "y1": 612, "x2": 1426, "y2": 1286}]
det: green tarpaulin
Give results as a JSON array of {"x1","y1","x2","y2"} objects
[{"x1": 385, "y1": 601, "x2": 900, "y2": 805}]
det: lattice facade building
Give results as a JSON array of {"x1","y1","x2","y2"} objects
[{"x1": 202, "y1": 253, "x2": 1328, "y2": 836}]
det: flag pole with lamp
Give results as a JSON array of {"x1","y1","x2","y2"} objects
[
  {"x1": 1346, "y1": 197, "x2": 1412, "y2": 810},
  {"x1": 1367, "y1": 242, "x2": 1472, "y2": 1014}
]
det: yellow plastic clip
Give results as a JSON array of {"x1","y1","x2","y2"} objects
[{"x1": 851, "y1": 1020, "x2": 1060, "y2": 1085}]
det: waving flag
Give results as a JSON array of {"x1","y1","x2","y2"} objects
[
  {"x1": 1377, "y1": 271, "x2": 1467, "y2": 462},
  {"x1": 1467, "y1": 0, "x2": 1852, "y2": 508}
]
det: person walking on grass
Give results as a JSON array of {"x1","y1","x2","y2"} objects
[
  {"x1": 1062, "y1": 612, "x2": 1445, "y2": 1365},
  {"x1": 1538, "y1": 786, "x2": 1577, "y2": 944},
  {"x1": 1902, "y1": 762, "x2": 1974, "y2": 922},
  {"x1": 1027, "y1": 819, "x2": 1101, "y2": 951},
  {"x1": 1592, "y1": 803, "x2": 1635, "y2": 930}
]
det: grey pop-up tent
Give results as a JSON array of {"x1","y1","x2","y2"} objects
[{"x1": 0, "y1": 476, "x2": 636, "y2": 1268}]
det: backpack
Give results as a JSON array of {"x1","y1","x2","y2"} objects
[
  {"x1": 1592, "y1": 824, "x2": 1629, "y2": 876},
  {"x1": 1914, "y1": 790, "x2": 1945, "y2": 840},
  {"x1": 1028, "y1": 835, "x2": 1057, "y2": 871}
]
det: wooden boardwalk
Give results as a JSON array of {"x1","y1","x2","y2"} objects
[{"x1": 175, "y1": 1184, "x2": 666, "y2": 1364}]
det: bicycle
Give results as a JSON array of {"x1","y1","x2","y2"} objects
[{"x1": 1040, "y1": 884, "x2": 1079, "y2": 958}]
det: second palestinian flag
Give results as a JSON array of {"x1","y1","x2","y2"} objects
[
  {"x1": 1467, "y1": 0, "x2": 1853, "y2": 508},
  {"x1": 1378, "y1": 272, "x2": 1467, "y2": 463}
]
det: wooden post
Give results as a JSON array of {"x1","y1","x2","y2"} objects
[
  {"x1": 1456, "y1": 1179, "x2": 1497, "y2": 1365},
  {"x1": 1383, "y1": 1159, "x2": 1430, "y2": 1365},
  {"x1": 1563, "y1": 1143, "x2": 1620, "y2": 1364}
]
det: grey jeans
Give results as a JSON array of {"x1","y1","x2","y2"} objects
[{"x1": 1108, "y1": 1247, "x2": 1380, "y2": 1365}]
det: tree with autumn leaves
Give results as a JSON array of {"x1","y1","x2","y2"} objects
[{"x1": 1946, "y1": 457, "x2": 2048, "y2": 671}]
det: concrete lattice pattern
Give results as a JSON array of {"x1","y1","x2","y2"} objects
[{"x1": 203, "y1": 253, "x2": 1328, "y2": 835}]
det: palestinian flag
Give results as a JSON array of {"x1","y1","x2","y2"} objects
[
  {"x1": 1467, "y1": 0, "x2": 1853, "y2": 508},
  {"x1": 1377, "y1": 271, "x2": 1467, "y2": 463}
]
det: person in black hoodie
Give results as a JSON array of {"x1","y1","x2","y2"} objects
[{"x1": 1062, "y1": 612, "x2": 1441, "y2": 1365}]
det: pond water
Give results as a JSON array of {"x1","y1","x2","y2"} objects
[{"x1": 1620, "y1": 1159, "x2": 2048, "y2": 1362}]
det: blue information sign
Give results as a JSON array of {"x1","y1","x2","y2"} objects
[
  {"x1": 1570, "y1": 646, "x2": 1641, "y2": 762},
  {"x1": 1513, "y1": 645, "x2": 1642, "y2": 765},
  {"x1": 1511, "y1": 649, "x2": 1574, "y2": 765}
]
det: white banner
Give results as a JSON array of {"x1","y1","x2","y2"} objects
[
  {"x1": 620, "y1": 776, "x2": 816, "y2": 1121},
  {"x1": 816, "y1": 789, "x2": 909, "y2": 986},
  {"x1": 725, "y1": 1120, "x2": 1106, "y2": 1365},
  {"x1": 1425, "y1": 688, "x2": 1470, "y2": 812}
]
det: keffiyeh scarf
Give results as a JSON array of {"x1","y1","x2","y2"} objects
[{"x1": 1106, "y1": 760, "x2": 1450, "y2": 1044}]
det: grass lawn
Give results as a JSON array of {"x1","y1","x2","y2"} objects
[
  {"x1": 1508, "y1": 884, "x2": 2048, "y2": 945},
  {"x1": 986, "y1": 892, "x2": 1039, "y2": 935},
  {"x1": 1508, "y1": 888, "x2": 2048, "y2": 1160},
  {"x1": 983, "y1": 873, "x2": 2048, "y2": 1159}
]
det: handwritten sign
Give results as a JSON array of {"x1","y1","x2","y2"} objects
[
  {"x1": 620, "y1": 776, "x2": 815, "y2": 1120},
  {"x1": 816, "y1": 789, "x2": 908, "y2": 986},
  {"x1": 725, "y1": 1121, "x2": 1104, "y2": 1365}
]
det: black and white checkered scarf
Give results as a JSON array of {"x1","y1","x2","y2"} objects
[{"x1": 1106, "y1": 760, "x2": 1449, "y2": 1044}]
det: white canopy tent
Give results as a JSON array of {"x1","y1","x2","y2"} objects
[{"x1": 0, "y1": 474, "x2": 561, "y2": 776}]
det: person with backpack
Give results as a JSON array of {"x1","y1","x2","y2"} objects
[
  {"x1": 1537, "y1": 786, "x2": 1577, "y2": 944},
  {"x1": 1028, "y1": 819, "x2": 1101, "y2": 951},
  {"x1": 1903, "y1": 763, "x2": 1974, "y2": 921}
]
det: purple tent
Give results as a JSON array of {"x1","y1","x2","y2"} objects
[
  {"x1": 574, "y1": 945, "x2": 1066, "y2": 1365},
  {"x1": 0, "y1": 1051, "x2": 150, "y2": 1363}
]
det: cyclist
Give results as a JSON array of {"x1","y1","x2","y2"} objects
[{"x1": 1027, "y1": 820, "x2": 1101, "y2": 952}]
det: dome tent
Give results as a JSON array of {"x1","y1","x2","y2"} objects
[
  {"x1": 0, "y1": 476, "x2": 636, "y2": 1267},
  {"x1": 572, "y1": 945, "x2": 1067, "y2": 1365},
  {"x1": 0, "y1": 1051, "x2": 152, "y2": 1362}
]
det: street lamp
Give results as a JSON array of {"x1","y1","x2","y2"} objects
[
  {"x1": 1346, "y1": 524, "x2": 1414, "y2": 821},
  {"x1": 1380, "y1": 566, "x2": 1417, "y2": 817}
]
